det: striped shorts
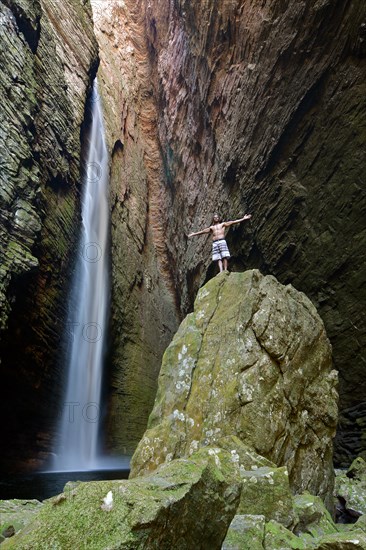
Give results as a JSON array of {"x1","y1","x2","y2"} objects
[{"x1": 212, "y1": 239, "x2": 231, "y2": 261}]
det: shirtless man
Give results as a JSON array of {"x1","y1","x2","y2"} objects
[{"x1": 187, "y1": 213, "x2": 252, "y2": 272}]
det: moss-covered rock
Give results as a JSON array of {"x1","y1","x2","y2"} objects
[
  {"x1": 222, "y1": 514, "x2": 266, "y2": 550},
  {"x1": 335, "y1": 467, "x2": 366, "y2": 516},
  {"x1": 130, "y1": 271, "x2": 338, "y2": 509},
  {"x1": 217, "y1": 435, "x2": 277, "y2": 470},
  {"x1": 239, "y1": 466, "x2": 296, "y2": 528},
  {"x1": 261, "y1": 515, "x2": 366, "y2": 549},
  {"x1": 312, "y1": 531, "x2": 366, "y2": 549},
  {"x1": 351, "y1": 517, "x2": 366, "y2": 534},
  {"x1": 0, "y1": 499, "x2": 42, "y2": 544},
  {"x1": 264, "y1": 519, "x2": 306, "y2": 549},
  {"x1": 1, "y1": 447, "x2": 241, "y2": 549},
  {"x1": 347, "y1": 458, "x2": 366, "y2": 482},
  {"x1": 294, "y1": 493, "x2": 339, "y2": 538}
]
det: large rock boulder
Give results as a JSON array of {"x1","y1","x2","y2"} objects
[
  {"x1": 293, "y1": 493, "x2": 338, "y2": 539},
  {"x1": 238, "y1": 465, "x2": 295, "y2": 528},
  {"x1": 130, "y1": 270, "x2": 338, "y2": 507},
  {"x1": 1, "y1": 447, "x2": 241, "y2": 549}
]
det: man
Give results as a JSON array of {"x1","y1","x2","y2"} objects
[{"x1": 187, "y1": 213, "x2": 252, "y2": 272}]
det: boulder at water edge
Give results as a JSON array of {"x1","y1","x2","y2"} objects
[
  {"x1": 130, "y1": 270, "x2": 338, "y2": 508},
  {"x1": 1, "y1": 447, "x2": 241, "y2": 549}
]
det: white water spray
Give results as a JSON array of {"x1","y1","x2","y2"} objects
[{"x1": 52, "y1": 81, "x2": 110, "y2": 471}]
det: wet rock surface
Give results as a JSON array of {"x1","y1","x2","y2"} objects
[
  {"x1": 335, "y1": 458, "x2": 366, "y2": 518},
  {"x1": 222, "y1": 514, "x2": 266, "y2": 550},
  {"x1": 0, "y1": 0, "x2": 98, "y2": 470}
]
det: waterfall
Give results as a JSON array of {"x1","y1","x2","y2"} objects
[{"x1": 52, "y1": 80, "x2": 110, "y2": 471}]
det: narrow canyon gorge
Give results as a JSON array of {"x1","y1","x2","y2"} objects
[{"x1": 0, "y1": 0, "x2": 365, "y2": 475}]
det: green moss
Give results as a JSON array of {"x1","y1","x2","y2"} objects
[
  {"x1": 131, "y1": 270, "x2": 336, "y2": 509},
  {"x1": 351, "y1": 516, "x2": 366, "y2": 534},
  {"x1": 238, "y1": 466, "x2": 296, "y2": 528},
  {"x1": 264, "y1": 520, "x2": 306, "y2": 549},
  {"x1": 312, "y1": 531, "x2": 366, "y2": 549},
  {"x1": 347, "y1": 458, "x2": 366, "y2": 481},
  {"x1": 2, "y1": 481, "x2": 136, "y2": 549},
  {"x1": 222, "y1": 514, "x2": 266, "y2": 550},
  {"x1": 335, "y1": 469, "x2": 366, "y2": 516},
  {"x1": 294, "y1": 493, "x2": 338, "y2": 538},
  {"x1": 0, "y1": 499, "x2": 42, "y2": 542},
  {"x1": 2, "y1": 448, "x2": 241, "y2": 549}
]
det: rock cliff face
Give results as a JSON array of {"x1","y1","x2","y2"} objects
[
  {"x1": 91, "y1": 0, "x2": 366, "y2": 463},
  {"x1": 130, "y1": 271, "x2": 338, "y2": 506},
  {"x1": 137, "y1": 0, "x2": 366, "y2": 464},
  {"x1": 1, "y1": 0, "x2": 364, "y2": 469},
  {"x1": 91, "y1": 0, "x2": 180, "y2": 456},
  {"x1": 0, "y1": 0, "x2": 98, "y2": 470}
]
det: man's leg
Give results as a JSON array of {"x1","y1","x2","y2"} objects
[
  {"x1": 223, "y1": 258, "x2": 228, "y2": 271},
  {"x1": 218, "y1": 259, "x2": 223, "y2": 272}
]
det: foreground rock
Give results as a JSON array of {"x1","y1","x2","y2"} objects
[
  {"x1": 222, "y1": 515, "x2": 266, "y2": 550},
  {"x1": 312, "y1": 532, "x2": 366, "y2": 549},
  {"x1": 294, "y1": 493, "x2": 337, "y2": 539},
  {"x1": 1, "y1": 448, "x2": 241, "y2": 549},
  {"x1": 0, "y1": 500, "x2": 42, "y2": 544},
  {"x1": 238, "y1": 466, "x2": 295, "y2": 528},
  {"x1": 223, "y1": 508, "x2": 366, "y2": 550},
  {"x1": 131, "y1": 270, "x2": 338, "y2": 507},
  {"x1": 3, "y1": 449, "x2": 365, "y2": 548},
  {"x1": 222, "y1": 508, "x2": 366, "y2": 550},
  {"x1": 335, "y1": 458, "x2": 366, "y2": 518}
]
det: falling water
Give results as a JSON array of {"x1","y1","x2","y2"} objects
[{"x1": 52, "y1": 80, "x2": 110, "y2": 471}]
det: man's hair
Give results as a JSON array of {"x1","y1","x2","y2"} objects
[{"x1": 213, "y1": 213, "x2": 222, "y2": 222}]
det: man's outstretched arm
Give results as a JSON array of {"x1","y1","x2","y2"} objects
[
  {"x1": 187, "y1": 227, "x2": 211, "y2": 238},
  {"x1": 223, "y1": 214, "x2": 251, "y2": 227}
]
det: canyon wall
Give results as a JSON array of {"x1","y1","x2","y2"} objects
[
  {"x1": 1, "y1": 0, "x2": 364, "y2": 469},
  {"x1": 92, "y1": 0, "x2": 180, "y2": 456},
  {"x1": 98, "y1": 0, "x2": 366, "y2": 464},
  {"x1": 139, "y1": 0, "x2": 366, "y2": 465},
  {"x1": 0, "y1": 0, "x2": 98, "y2": 470}
]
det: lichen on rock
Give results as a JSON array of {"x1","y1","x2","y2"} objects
[
  {"x1": 0, "y1": 499, "x2": 42, "y2": 544},
  {"x1": 222, "y1": 514, "x2": 266, "y2": 550},
  {"x1": 1, "y1": 447, "x2": 242, "y2": 549},
  {"x1": 335, "y1": 459, "x2": 366, "y2": 517},
  {"x1": 130, "y1": 270, "x2": 338, "y2": 510}
]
